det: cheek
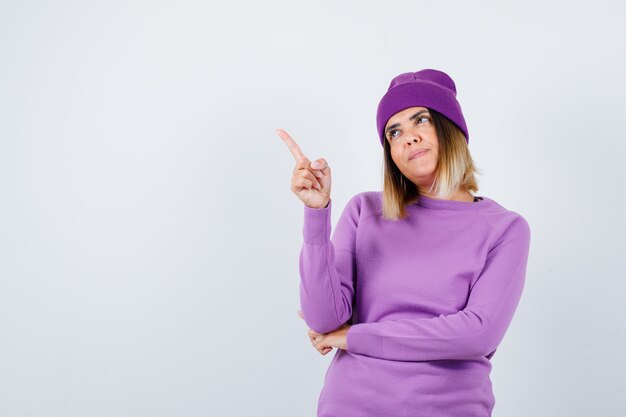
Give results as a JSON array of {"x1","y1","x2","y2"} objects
[{"x1": 391, "y1": 149, "x2": 404, "y2": 165}]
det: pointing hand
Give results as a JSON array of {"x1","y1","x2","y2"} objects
[{"x1": 276, "y1": 128, "x2": 331, "y2": 209}]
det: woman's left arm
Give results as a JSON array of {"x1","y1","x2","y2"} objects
[{"x1": 345, "y1": 215, "x2": 532, "y2": 362}]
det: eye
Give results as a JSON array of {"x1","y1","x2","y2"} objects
[{"x1": 387, "y1": 116, "x2": 430, "y2": 140}]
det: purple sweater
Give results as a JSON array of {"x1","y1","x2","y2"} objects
[{"x1": 299, "y1": 191, "x2": 531, "y2": 417}]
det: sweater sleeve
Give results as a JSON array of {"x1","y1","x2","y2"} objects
[
  {"x1": 346, "y1": 215, "x2": 531, "y2": 361},
  {"x1": 299, "y1": 195, "x2": 360, "y2": 334}
]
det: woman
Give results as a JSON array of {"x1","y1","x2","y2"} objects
[{"x1": 276, "y1": 68, "x2": 531, "y2": 417}]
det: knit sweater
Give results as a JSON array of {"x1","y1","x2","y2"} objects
[{"x1": 299, "y1": 191, "x2": 531, "y2": 417}]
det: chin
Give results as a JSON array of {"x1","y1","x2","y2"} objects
[{"x1": 405, "y1": 160, "x2": 435, "y2": 172}]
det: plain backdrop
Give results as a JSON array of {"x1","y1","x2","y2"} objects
[{"x1": 1, "y1": 1, "x2": 625, "y2": 416}]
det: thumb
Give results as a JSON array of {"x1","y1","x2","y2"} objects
[
  {"x1": 297, "y1": 309, "x2": 305, "y2": 319},
  {"x1": 310, "y1": 158, "x2": 330, "y2": 175}
]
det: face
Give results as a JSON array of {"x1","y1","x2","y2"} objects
[{"x1": 384, "y1": 106, "x2": 439, "y2": 189}]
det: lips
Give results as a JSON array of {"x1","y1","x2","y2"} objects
[{"x1": 409, "y1": 149, "x2": 429, "y2": 160}]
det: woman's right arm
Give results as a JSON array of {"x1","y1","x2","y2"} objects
[
  {"x1": 275, "y1": 128, "x2": 359, "y2": 334},
  {"x1": 299, "y1": 195, "x2": 361, "y2": 334}
]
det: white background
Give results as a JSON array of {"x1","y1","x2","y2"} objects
[{"x1": 1, "y1": 1, "x2": 624, "y2": 416}]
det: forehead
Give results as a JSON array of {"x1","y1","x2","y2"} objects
[{"x1": 386, "y1": 106, "x2": 430, "y2": 126}]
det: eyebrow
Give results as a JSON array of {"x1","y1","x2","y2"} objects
[{"x1": 385, "y1": 110, "x2": 430, "y2": 136}]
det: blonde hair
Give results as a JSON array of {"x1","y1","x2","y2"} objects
[{"x1": 381, "y1": 109, "x2": 482, "y2": 220}]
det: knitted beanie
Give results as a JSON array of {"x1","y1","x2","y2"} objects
[{"x1": 376, "y1": 69, "x2": 469, "y2": 147}]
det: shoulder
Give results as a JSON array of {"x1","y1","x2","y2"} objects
[
  {"x1": 343, "y1": 190, "x2": 383, "y2": 218},
  {"x1": 334, "y1": 191, "x2": 382, "y2": 225},
  {"x1": 479, "y1": 197, "x2": 531, "y2": 245}
]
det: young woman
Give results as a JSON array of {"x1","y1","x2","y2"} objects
[{"x1": 277, "y1": 68, "x2": 531, "y2": 417}]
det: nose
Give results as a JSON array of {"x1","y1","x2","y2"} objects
[{"x1": 405, "y1": 136, "x2": 421, "y2": 146}]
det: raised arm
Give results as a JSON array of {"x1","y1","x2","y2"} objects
[
  {"x1": 299, "y1": 195, "x2": 361, "y2": 334},
  {"x1": 346, "y1": 215, "x2": 531, "y2": 361}
]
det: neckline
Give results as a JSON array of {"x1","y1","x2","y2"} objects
[{"x1": 414, "y1": 194, "x2": 493, "y2": 211}]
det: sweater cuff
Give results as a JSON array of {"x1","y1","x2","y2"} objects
[
  {"x1": 346, "y1": 323, "x2": 383, "y2": 357},
  {"x1": 302, "y1": 199, "x2": 332, "y2": 244}
]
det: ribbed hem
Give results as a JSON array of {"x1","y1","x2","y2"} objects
[{"x1": 302, "y1": 199, "x2": 332, "y2": 244}]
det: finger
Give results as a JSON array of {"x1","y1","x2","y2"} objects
[
  {"x1": 293, "y1": 177, "x2": 315, "y2": 192},
  {"x1": 297, "y1": 169, "x2": 322, "y2": 190},
  {"x1": 313, "y1": 337, "x2": 325, "y2": 354},
  {"x1": 293, "y1": 157, "x2": 313, "y2": 173},
  {"x1": 307, "y1": 166, "x2": 324, "y2": 187},
  {"x1": 311, "y1": 158, "x2": 330, "y2": 176},
  {"x1": 297, "y1": 310, "x2": 305, "y2": 319},
  {"x1": 310, "y1": 335, "x2": 323, "y2": 353},
  {"x1": 276, "y1": 128, "x2": 307, "y2": 163},
  {"x1": 317, "y1": 339, "x2": 332, "y2": 355},
  {"x1": 310, "y1": 158, "x2": 326, "y2": 170}
]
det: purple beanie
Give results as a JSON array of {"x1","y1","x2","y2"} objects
[{"x1": 376, "y1": 69, "x2": 469, "y2": 147}]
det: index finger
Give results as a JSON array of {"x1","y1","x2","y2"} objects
[{"x1": 276, "y1": 128, "x2": 308, "y2": 162}]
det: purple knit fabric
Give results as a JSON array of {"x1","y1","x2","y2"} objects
[{"x1": 299, "y1": 191, "x2": 531, "y2": 417}]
